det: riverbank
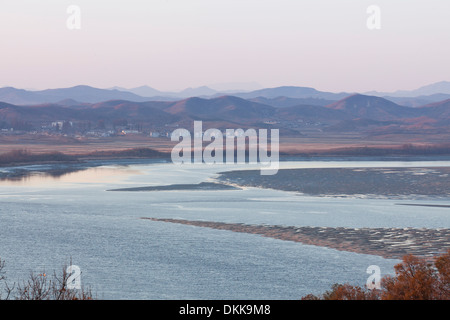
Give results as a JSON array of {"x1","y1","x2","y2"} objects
[
  {"x1": 144, "y1": 218, "x2": 450, "y2": 261},
  {"x1": 108, "y1": 182, "x2": 240, "y2": 192}
]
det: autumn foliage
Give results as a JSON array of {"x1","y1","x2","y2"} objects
[{"x1": 302, "y1": 250, "x2": 450, "y2": 300}]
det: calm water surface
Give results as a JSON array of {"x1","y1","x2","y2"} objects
[{"x1": 1, "y1": 160, "x2": 449, "y2": 299}]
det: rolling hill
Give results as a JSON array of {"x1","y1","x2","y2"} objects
[
  {"x1": 324, "y1": 94, "x2": 422, "y2": 121},
  {"x1": 418, "y1": 99, "x2": 450, "y2": 123},
  {"x1": 249, "y1": 96, "x2": 336, "y2": 108},
  {"x1": 163, "y1": 96, "x2": 276, "y2": 123},
  {"x1": 1, "y1": 87, "x2": 450, "y2": 137}
]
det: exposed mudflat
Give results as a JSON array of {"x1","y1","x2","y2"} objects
[
  {"x1": 217, "y1": 167, "x2": 450, "y2": 198},
  {"x1": 108, "y1": 182, "x2": 240, "y2": 192},
  {"x1": 143, "y1": 218, "x2": 450, "y2": 260}
]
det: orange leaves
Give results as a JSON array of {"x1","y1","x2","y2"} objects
[
  {"x1": 434, "y1": 250, "x2": 450, "y2": 299},
  {"x1": 381, "y1": 254, "x2": 437, "y2": 300},
  {"x1": 302, "y1": 250, "x2": 450, "y2": 300}
]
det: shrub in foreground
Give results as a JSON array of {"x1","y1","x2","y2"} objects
[
  {"x1": 302, "y1": 250, "x2": 450, "y2": 300},
  {"x1": 0, "y1": 258, "x2": 94, "y2": 300}
]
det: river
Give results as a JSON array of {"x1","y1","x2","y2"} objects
[{"x1": 1, "y1": 159, "x2": 449, "y2": 299}]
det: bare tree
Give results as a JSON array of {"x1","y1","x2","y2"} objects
[
  {"x1": 0, "y1": 257, "x2": 14, "y2": 300},
  {"x1": 1, "y1": 257, "x2": 94, "y2": 300}
]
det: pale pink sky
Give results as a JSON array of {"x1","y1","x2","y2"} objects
[{"x1": 0, "y1": 0, "x2": 449, "y2": 93}]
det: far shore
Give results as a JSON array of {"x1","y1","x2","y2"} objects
[
  {"x1": 2, "y1": 146, "x2": 450, "y2": 183},
  {"x1": 3, "y1": 145, "x2": 450, "y2": 167}
]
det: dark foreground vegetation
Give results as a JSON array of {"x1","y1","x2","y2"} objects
[
  {"x1": 0, "y1": 258, "x2": 94, "y2": 300},
  {"x1": 302, "y1": 250, "x2": 450, "y2": 300}
]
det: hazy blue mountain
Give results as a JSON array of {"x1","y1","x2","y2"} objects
[
  {"x1": 0, "y1": 87, "x2": 46, "y2": 105},
  {"x1": 367, "y1": 81, "x2": 450, "y2": 98},
  {"x1": 38, "y1": 85, "x2": 150, "y2": 103},
  {"x1": 0, "y1": 85, "x2": 152, "y2": 105},
  {"x1": 383, "y1": 93, "x2": 450, "y2": 107},
  {"x1": 55, "y1": 98, "x2": 86, "y2": 106},
  {"x1": 177, "y1": 86, "x2": 218, "y2": 97},
  {"x1": 411, "y1": 81, "x2": 450, "y2": 96},
  {"x1": 111, "y1": 85, "x2": 164, "y2": 97},
  {"x1": 232, "y1": 86, "x2": 351, "y2": 100},
  {"x1": 249, "y1": 96, "x2": 336, "y2": 108},
  {"x1": 111, "y1": 85, "x2": 220, "y2": 99}
]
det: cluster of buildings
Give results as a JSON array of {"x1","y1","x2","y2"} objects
[{"x1": 0, "y1": 119, "x2": 174, "y2": 139}]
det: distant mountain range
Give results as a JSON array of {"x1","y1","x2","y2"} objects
[
  {"x1": 0, "y1": 81, "x2": 449, "y2": 137},
  {"x1": 2, "y1": 82, "x2": 450, "y2": 107},
  {"x1": 0, "y1": 85, "x2": 150, "y2": 105},
  {"x1": 366, "y1": 81, "x2": 450, "y2": 97},
  {"x1": 364, "y1": 81, "x2": 450, "y2": 107},
  {"x1": 1, "y1": 91, "x2": 449, "y2": 136}
]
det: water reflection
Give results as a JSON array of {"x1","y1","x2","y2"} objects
[
  {"x1": 0, "y1": 166, "x2": 143, "y2": 186},
  {"x1": 1, "y1": 159, "x2": 450, "y2": 299},
  {"x1": 0, "y1": 167, "x2": 88, "y2": 183}
]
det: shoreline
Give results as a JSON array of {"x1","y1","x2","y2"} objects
[
  {"x1": 217, "y1": 166, "x2": 450, "y2": 198},
  {"x1": 3, "y1": 153, "x2": 450, "y2": 181},
  {"x1": 107, "y1": 182, "x2": 240, "y2": 192},
  {"x1": 143, "y1": 218, "x2": 450, "y2": 261}
]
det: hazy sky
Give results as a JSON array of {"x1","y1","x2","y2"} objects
[{"x1": 0, "y1": 0, "x2": 449, "y2": 92}]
